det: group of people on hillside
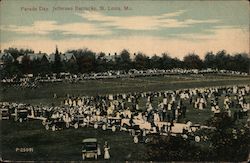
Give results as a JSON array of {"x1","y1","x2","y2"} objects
[
  {"x1": 60, "y1": 85, "x2": 250, "y2": 131},
  {"x1": 1, "y1": 68, "x2": 248, "y2": 88},
  {"x1": 1, "y1": 85, "x2": 249, "y2": 134}
]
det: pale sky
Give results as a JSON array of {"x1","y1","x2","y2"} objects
[{"x1": 0, "y1": 0, "x2": 249, "y2": 59}]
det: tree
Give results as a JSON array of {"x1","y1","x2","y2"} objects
[
  {"x1": 97, "y1": 52, "x2": 106, "y2": 60},
  {"x1": 204, "y1": 52, "x2": 216, "y2": 69},
  {"x1": 183, "y1": 53, "x2": 203, "y2": 69},
  {"x1": 119, "y1": 49, "x2": 132, "y2": 71},
  {"x1": 74, "y1": 48, "x2": 96, "y2": 73},
  {"x1": 214, "y1": 50, "x2": 228, "y2": 70},
  {"x1": 161, "y1": 53, "x2": 174, "y2": 69},
  {"x1": 64, "y1": 61, "x2": 78, "y2": 73},
  {"x1": 150, "y1": 55, "x2": 161, "y2": 69},
  {"x1": 2, "y1": 47, "x2": 250, "y2": 75},
  {"x1": 147, "y1": 112, "x2": 249, "y2": 161},
  {"x1": 4, "y1": 47, "x2": 34, "y2": 59},
  {"x1": 1, "y1": 60, "x2": 22, "y2": 78},
  {"x1": 206, "y1": 112, "x2": 250, "y2": 161},
  {"x1": 232, "y1": 53, "x2": 250, "y2": 73},
  {"x1": 95, "y1": 52, "x2": 108, "y2": 72},
  {"x1": 21, "y1": 55, "x2": 32, "y2": 74},
  {"x1": 52, "y1": 46, "x2": 63, "y2": 73},
  {"x1": 172, "y1": 57, "x2": 184, "y2": 68},
  {"x1": 134, "y1": 52, "x2": 150, "y2": 70}
]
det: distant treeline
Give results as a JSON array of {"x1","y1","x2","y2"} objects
[{"x1": 1, "y1": 47, "x2": 249, "y2": 77}]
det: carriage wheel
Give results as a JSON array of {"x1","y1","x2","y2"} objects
[
  {"x1": 19, "y1": 118, "x2": 23, "y2": 123},
  {"x1": 52, "y1": 125, "x2": 56, "y2": 131},
  {"x1": 66, "y1": 122, "x2": 70, "y2": 128},
  {"x1": 145, "y1": 138, "x2": 150, "y2": 143},
  {"x1": 83, "y1": 122, "x2": 87, "y2": 127},
  {"x1": 102, "y1": 124, "x2": 107, "y2": 130},
  {"x1": 195, "y1": 136, "x2": 201, "y2": 142},
  {"x1": 134, "y1": 136, "x2": 139, "y2": 144},
  {"x1": 42, "y1": 120, "x2": 46, "y2": 126},
  {"x1": 45, "y1": 124, "x2": 49, "y2": 130},
  {"x1": 74, "y1": 123, "x2": 79, "y2": 129},
  {"x1": 111, "y1": 126, "x2": 116, "y2": 132},
  {"x1": 94, "y1": 123, "x2": 98, "y2": 129}
]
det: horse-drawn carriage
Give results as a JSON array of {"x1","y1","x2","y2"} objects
[
  {"x1": 66, "y1": 114, "x2": 85, "y2": 129},
  {"x1": 0, "y1": 108, "x2": 10, "y2": 120},
  {"x1": 14, "y1": 108, "x2": 29, "y2": 122},
  {"x1": 82, "y1": 138, "x2": 100, "y2": 160},
  {"x1": 121, "y1": 118, "x2": 152, "y2": 133},
  {"x1": 44, "y1": 117, "x2": 65, "y2": 131},
  {"x1": 101, "y1": 116, "x2": 122, "y2": 132}
]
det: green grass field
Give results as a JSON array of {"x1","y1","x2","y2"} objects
[
  {"x1": 0, "y1": 120, "x2": 148, "y2": 161},
  {"x1": 1, "y1": 74, "x2": 250, "y2": 105},
  {"x1": 0, "y1": 74, "x2": 250, "y2": 161}
]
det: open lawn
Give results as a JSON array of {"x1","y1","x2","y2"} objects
[
  {"x1": 1, "y1": 74, "x2": 250, "y2": 106},
  {"x1": 0, "y1": 120, "x2": 147, "y2": 161}
]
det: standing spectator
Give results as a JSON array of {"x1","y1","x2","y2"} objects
[
  {"x1": 97, "y1": 144, "x2": 101, "y2": 156},
  {"x1": 103, "y1": 141, "x2": 110, "y2": 160}
]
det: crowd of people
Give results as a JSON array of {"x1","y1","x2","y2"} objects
[
  {"x1": 1, "y1": 85, "x2": 249, "y2": 135},
  {"x1": 62, "y1": 84, "x2": 249, "y2": 129},
  {"x1": 1, "y1": 68, "x2": 248, "y2": 88}
]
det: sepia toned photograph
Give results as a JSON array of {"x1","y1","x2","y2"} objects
[{"x1": 0, "y1": 0, "x2": 249, "y2": 162}]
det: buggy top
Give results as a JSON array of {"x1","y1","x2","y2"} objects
[{"x1": 82, "y1": 138, "x2": 97, "y2": 143}]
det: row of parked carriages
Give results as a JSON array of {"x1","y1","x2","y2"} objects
[{"x1": 0, "y1": 102, "x2": 212, "y2": 144}]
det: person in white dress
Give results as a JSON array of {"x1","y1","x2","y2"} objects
[
  {"x1": 103, "y1": 141, "x2": 110, "y2": 160},
  {"x1": 97, "y1": 144, "x2": 101, "y2": 156}
]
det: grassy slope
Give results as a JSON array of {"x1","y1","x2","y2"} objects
[
  {"x1": 1, "y1": 74, "x2": 250, "y2": 105},
  {"x1": 0, "y1": 120, "x2": 147, "y2": 161}
]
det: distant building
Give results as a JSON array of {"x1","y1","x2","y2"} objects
[
  {"x1": 103, "y1": 53, "x2": 120, "y2": 62},
  {"x1": 49, "y1": 46, "x2": 76, "y2": 63},
  {"x1": 49, "y1": 52, "x2": 76, "y2": 62},
  {"x1": 16, "y1": 52, "x2": 49, "y2": 64},
  {"x1": 62, "y1": 52, "x2": 76, "y2": 62},
  {"x1": 48, "y1": 53, "x2": 58, "y2": 62},
  {"x1": 40, "y1": 54, "x2": 50, "y2": 64},
  {"x1": 0, "y1": 51, "x2": 14, "y2": 66},
  {"x1": 16, "y1": 55, "x2": 24, "y2": 64},
  {"x1": 131, "y1": 53, "x2": 136, "y2": 61}
]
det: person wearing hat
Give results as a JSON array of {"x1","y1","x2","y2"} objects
[{"x1": 103, "y1": 141, "x2": 110, "y2": 160}]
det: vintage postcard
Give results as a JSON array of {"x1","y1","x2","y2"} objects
[{"x1": 0, "y1": 0, "x2": 249, "y2": 162}]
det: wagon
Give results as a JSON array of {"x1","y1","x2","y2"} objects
[
  {"x1": 65, "y1": 114, "x2": 86, "y2": 129},
  {"x1": 82, "y1": 138, "x2": 99, "y2": 160},
  {"x1": 45, "y1": 118, "x2": 65, "y2": 131},
  {"x1": 0, "y1": 108, "x2": 10, "y2": 120},
  {"x1": 83, "y1": 115, "x2": 105, "y2": 129},
  {"x1": 132, "y1": 127, "x2": 146, "y2": 143},
  {"x1": 121, "y1": 118, "x2": 152, "y2": 133},
  {"x1": 101, "y1": 117, "x2": 121, "y2": 132},
  {"x1": 15, "y1": 109, "x2": 28, "y2": 122}
]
